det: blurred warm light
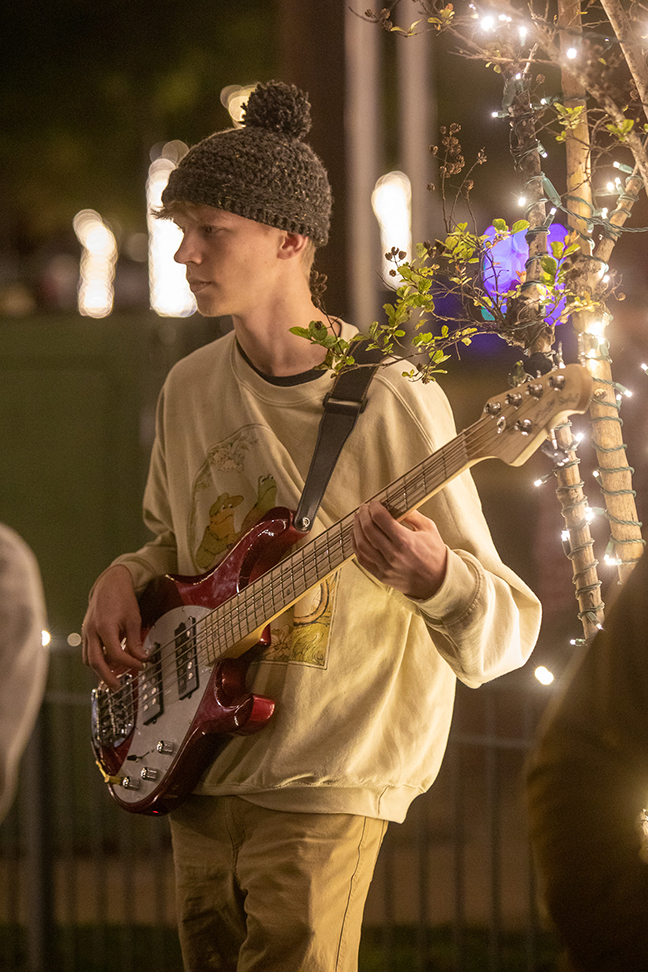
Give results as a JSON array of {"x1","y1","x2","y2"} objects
[
  {"x1": 41, "y1": 630, "x2": 51, "y2": 647},
  {"x1": 535, "y1": 666, "x2": 554, "y2": 685},
  {"x1": 371, "y1": 171, "x2": 412, "y2": 289},
  {"x1": 73, "y1": 210, "x2": 118, "y2": 318},
  {"x1": 147, "y1": 142, "x2": 196, "y2": 318},
  {"x1": 220, "y1": 84, "x2": 257, "y2": 127},
  {"x1": 67, "y1": 632, "x2": 82, "y2": 647},
  {"x1": 586, "y1": 318, "x2": 606, "y2": 340},
  {"x1": 566, "y1": 47, "x2": 578, "y2": 59}
]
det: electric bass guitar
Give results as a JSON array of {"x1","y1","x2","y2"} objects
[{"x1": 91, "y1": 364, "x2": 592, "y2": 814}]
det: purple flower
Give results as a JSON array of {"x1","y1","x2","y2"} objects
[{"x1": 482, "y1": 223, "x2": 568, "y2": 324}]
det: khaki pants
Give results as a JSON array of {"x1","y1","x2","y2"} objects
[{"x1": 169, "y1": 795, "x2": 387, "y2": 972}]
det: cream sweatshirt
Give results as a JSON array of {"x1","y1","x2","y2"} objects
[{"x1": 112, "y1": 324, "x2": 541, "y2": 822}]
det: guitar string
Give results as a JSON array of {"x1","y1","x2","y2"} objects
[
  {"x1": 98, "y1": 421, "x2": 497, "y2": 718},
  {"x1": 100, "y1": 373, "x2": 575, "y2": 719},
  {"x1": 105, "y1": 372, "x2": 573, "y2": 713},
  {"x1": 102, "y1": 398, "x2": 555, "y2": 718},
  {"x1": 98, "y1": 422, "x2": 493, "y2": 717}
]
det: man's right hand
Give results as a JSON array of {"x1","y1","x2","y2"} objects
[{"x1": 82, "y1": 565, "x2": 148, "y2": 690}]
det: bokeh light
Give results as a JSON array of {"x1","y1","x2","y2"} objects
[
  {"x1": 371, "y1": 171, "x2": 412, "y2": 289},
  {"x1": 72, "y1": 210, "x2": 118, "y2": 318}
]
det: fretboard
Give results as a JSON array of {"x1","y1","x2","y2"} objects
[{"x1": 199, "y1": 422, "x2": 479, "y2": 664}]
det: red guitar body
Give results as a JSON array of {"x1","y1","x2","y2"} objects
[{"x1": 91, "y1": 508, "x2": 303, "y2": 815}]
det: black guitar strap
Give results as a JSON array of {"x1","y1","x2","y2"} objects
[{"x1": 294, "y1": 346, "x2": 383, "y2": 533}]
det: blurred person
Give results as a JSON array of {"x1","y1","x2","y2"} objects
[
  {"x1": 82, "y1": 81, "x2": 541, "y2": 972},
  {"x1": 527, "y1": 551, "x2": 648, "y2": 971},
  {"x1": 0, "y1": 523, "x2": 48, "y2": 821}
]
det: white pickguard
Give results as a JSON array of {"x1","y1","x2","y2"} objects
[{"x1": 111, "y1": 604, "x2": 213, "y2": 806}]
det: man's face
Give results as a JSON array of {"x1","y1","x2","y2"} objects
[{"x1": 172, "y1": 205, "x2": 284, "y2": 318}]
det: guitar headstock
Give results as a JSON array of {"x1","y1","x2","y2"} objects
[{"x1": 469, "y1": 364, "x2": 593, "y2": 466}]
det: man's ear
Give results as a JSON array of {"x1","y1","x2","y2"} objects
[{"x1": 277, "y1": 232, "x2": 310, "y2": 261}]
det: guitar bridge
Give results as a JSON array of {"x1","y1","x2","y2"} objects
[{"x1": 91, "y1": 673, "x2": 135, "y2": 747}]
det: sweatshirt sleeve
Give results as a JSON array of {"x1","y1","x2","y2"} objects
[
  {"x1": 389, "y1": 374, "x2": 541, "y2": 688},
  {"x1": 109, "y1": 384, "x2": 179, "y2": 594}
]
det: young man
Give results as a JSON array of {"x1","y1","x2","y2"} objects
[{"x1": 83, "y1": 81, "x2": 541, "y2": 972}]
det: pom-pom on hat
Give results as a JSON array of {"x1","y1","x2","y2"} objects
[{"x1": 162, "y1": 81, "x2": 332, "y2": 246}]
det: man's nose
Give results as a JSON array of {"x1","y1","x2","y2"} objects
[{"x1": 174, "y1": 234, "x2": 197, "y2": 265}]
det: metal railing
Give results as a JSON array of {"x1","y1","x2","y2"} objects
[{"x1": 0, "y1": 652, "x2": 558, "y2": 972}]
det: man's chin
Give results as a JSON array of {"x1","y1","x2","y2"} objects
[{"x1": 194, "y1": 296, "x2": 222, "y2": 317}]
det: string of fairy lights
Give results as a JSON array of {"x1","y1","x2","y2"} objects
[{"x1": 476, "y1": 4, "x2": 648, "y2": 685}]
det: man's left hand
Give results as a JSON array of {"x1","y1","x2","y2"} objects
[{"x1": 352, "y1": 501, "x2": 448, "y2": 600}]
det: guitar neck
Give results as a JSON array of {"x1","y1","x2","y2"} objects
[{"x1": 200, "y1": 423, "x2": 476, "y2": 664}]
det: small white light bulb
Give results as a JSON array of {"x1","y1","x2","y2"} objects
[{"x1": 535, "y1": 666, "x2": 554, "y2": 685}]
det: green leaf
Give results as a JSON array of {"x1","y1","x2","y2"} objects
[
  {"x1": 540, "y1": 256, "x2": 558, "y2": 276},
  {"x1": 511, "y1": 220, "x2": 529, "y2": 233},
  {"x1": 492, "y1": 218, "x2": 508, "y2": 233}
]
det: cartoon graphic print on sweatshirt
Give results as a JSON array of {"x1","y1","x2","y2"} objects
[{"x1": 188, "y1": 425, "x2": 336, "y2": 670}]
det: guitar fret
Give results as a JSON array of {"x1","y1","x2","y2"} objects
[
  {"x1": 242, "y1": 587, "x2": 258, "y2": 627},
  {"x1": 313, "y1": 534, "x2": 331, "y2": 574},
  {"x1": 279, "y1": 562, "x2": 296, "y2": 605},
  {"x1": 296, "y1": 556, "x2": 309, "y2": 596},
  {"x1": 340, "y1": 516, "x2": 355, "y2": 559},
  {"x1": 331, "y1": 525, "x2": 345, "y2": 562},
  {"x1": 259, "y1": 578, "x2": 275, "y2": 615}
]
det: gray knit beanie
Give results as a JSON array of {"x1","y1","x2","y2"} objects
[{"x1": 161, "y1": 81, "x2": 332, "y2": 246}]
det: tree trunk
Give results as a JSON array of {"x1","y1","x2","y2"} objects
[{"x1": 558, "y1": 0, "x2": 644, "y2": 586}]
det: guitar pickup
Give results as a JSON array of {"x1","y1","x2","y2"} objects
[
  {"x1": 175, "y1": 618, "x2": 199, "y2": 699},
  {"x1": 141, "y1": 644, "x2": 164, "y2": 725}
]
